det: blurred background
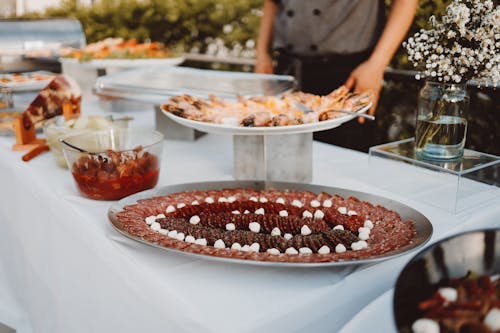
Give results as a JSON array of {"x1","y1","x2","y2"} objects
[{"x1": 1, "y1": 0, "x2": 498, "y2": 155}]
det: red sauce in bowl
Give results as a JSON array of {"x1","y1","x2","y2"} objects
[{"x1": 71, "y1": 147, "x2": 159, "y2": 200}]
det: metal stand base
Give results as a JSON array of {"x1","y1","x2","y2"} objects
[
  {"x1": 233, "y1": 133, "x2": 312, "y2": 182},
  {"x1": 154, "y1": 106, "x2": 205, "y2": 141}
]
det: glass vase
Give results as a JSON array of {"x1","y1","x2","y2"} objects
[{"x1": 415, "y1": 81, "x2": 469, "y2": 160}]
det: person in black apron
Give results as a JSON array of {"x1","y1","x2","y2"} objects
[{"x1": 255, "y1": 0, "x2": 418, "y2": 152}]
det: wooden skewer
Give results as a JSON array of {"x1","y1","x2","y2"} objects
[{"x1": 22, "y1": 144, "x2": 49, "y2": 162}]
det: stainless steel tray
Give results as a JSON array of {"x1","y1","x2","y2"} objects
[
  {"x1": 94, "y1": 66, "x2": 296, "y2": 105},
  {"x1": 393, "y1": 229, "x2": 500, "y2": 332},
  {"x1": 108, "y1": 180, "x2": 433, "y2": 267}
]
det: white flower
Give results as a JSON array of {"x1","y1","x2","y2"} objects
[{"x1": 405, "y1": 0, "x2": 500, "y2": 85}]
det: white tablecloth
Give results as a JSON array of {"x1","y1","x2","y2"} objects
[{"x1": 0, "y1": 97, "x2": 499, "y2": 333}]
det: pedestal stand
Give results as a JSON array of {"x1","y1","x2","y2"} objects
[{"x1": 233, "y1": 133, "x2": 312, "y2": 182}]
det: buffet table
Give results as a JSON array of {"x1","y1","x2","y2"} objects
[{"x1": 0, "y1": 96, "x2": 499, "y2": 333}]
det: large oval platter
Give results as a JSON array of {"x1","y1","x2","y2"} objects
[
  {"x1": 108, "y1": 181, "x2": 432, "y2": 267},
  {"x1": 161, "y1": 103, "x2": 371, "y2": 135}
]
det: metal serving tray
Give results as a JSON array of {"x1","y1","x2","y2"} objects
[
  {"x1": 94, "y1": 66, "x2": 296, "y2": 104},
  {"x1": 108, "y1": 180, "x2": 433, "y2": 268}
]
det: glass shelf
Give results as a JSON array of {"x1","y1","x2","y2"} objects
[{"x1": 369, "y1": 138, "x2": 500, "y2": 213}]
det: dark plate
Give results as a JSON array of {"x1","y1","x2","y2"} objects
[
  {"x1": 393, "y1": 229, "x2": 500, "y2": 332},
  {"x1": 108, "y1": 180, "x2": 433, "y2": 267}
]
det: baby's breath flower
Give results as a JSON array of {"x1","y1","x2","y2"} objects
[{"x1": 405, "y1": 0, "x2": 499, "y2": 86}]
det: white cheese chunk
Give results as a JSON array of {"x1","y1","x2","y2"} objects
[
  {"x1": 150, "y1": 222, "x2": 161, "y2": 231},
  {"x1": 249, "y1": 196, "x2": 258, "y2": 202},
  {"x1": 318, "y1": 245, "x2": 331, "y2": 254},
  {"x1": 484, "y1": 308, "x2": 500, "y2": 331},
  {"x1": 310, "y1": 200, "x2": 321, "y2": 208},
  {"x1": 271, "y1": 227, "x2": 281, "y2": 236},
  {"x1": 249, "y1": 222, "x2": 261, "y2": 233},
  {"x1": 167, "y1": 230, "x2": 178, "y2": 238},
  {"x1": 227, "y1": 196, "x2": 236, "y2": 203},
  {"x1": 191, "y1": 200, "x2": 199, "y2": 206},
  {"x1": 255, "y1": 208, "x2": 265, "y2": 215},
  {"x1": 438, "y1": 287, "x2": 458, "y2": 303},
  {"x1": 364, "y1": 220, "x2": 374, "y2": 229},
  {"x1": 189, "y1": 215, "x2": 201, "y2": 225},
  {"x1": 335, "y1": 244, "x2": 347, "y2": 253},
  {"x1": 214, "y1": 239, "x2": 226, "y2": 249},
  {"x1": 279, "y1": 210, "x2": 288, "y2": 217},
  {"x1": 411, "y1": 318, "x2": 440, "y2": 333},
  {"x1": 301, "y1": 225, "x2": 312, "y2": 236},
  {"x1": 275, "y1": 197, "x2": 285, "y2": 204},
  {"x1": 158, "y1": 229, "x2": 169, "y2": 236},
  {"x1": 358, "y1": 227, "x2": 371, "y2": 234},
  {"x1": 347, "y1": 210, "x2": 357, "y2": 216},
  {"x1": 218, "y1": 197, "x2": 228, "y2": 203},
  {"x1": 259, "y1": 197, "x2": 268, "y2": 203},
  {"x1": 358, "y1": 231, "x2": 370, "y2": 241},
  {"x1": 231, "y1": 242, "x2": 242, "y2": 250},
  {"x1": 225, "y1": 223, "x2": 236, "y2": 231},
  {"x1": 176, "y1": 232, "x2": 185, "y2": 241},
  {"x1": 177, "y1": 203, "x2": 186, "y2": 209},
  {"x1": 314, "y1": 210, "x2": 324, "y2": 219},
  {"x1": 333, "y1": 225, "x2": 344, "y2": 231},
  {"x1": 145, "y1": 216, "x2": 156, "y2": 225},
  {"x1": 185, "y1": 235, "x2": 196, "y2": 243},
  {"x1": 284, "y1": 233, "x2": 293, "y2": 240},
  {"x1": 249, "y1": 243, "x2": 260, "y2": 252},
  {"x1": 358, "y1": 240, "x2": 368, "y2": 249},
  {"x1": 292, "y1": 199, "x2": 303, "y2": 208},
  {"x1": 299, "y1": 247, "x2": 313, "y2": 254},
  {"x1": 302, "y1": 210, "x2": 313, "y2": 218},
  {"x1": 204, "y1": 197, "x2": 214, "y2": 204},
  {"x1": 322, "y1": 199, "x2": 333, "y2": 208},
  {"x1": 266, "y1": 248, "x2": 280, "y2": 255},
  {"x1": 195, "y1": 238, "x2": 207, "y2": 246},
  {"x1": 337, "y1": 207, "x2": 347, "y2": 214},
  {"x1": 165, "y1": 205, "x2": 176, "y2": 213},
  {"x1": 285, "y1": 247, "x2": 299, "y2": 255}
]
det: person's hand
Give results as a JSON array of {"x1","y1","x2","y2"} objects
[
  {"x1": 255, "y1": 52, "x2": 274, "y2": 74},
  {"x1": 344, "y1": 59, "x2": 385, "y2": 124}
]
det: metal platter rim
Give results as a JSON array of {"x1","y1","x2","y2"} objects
[{"x1": 108, "y1": 180, "x2": 433, "y2": 268}]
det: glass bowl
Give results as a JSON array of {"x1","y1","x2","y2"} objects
[
  {"x1": 393, "y1": 229, "x2": 500, "y2": 333},
  {"x1": 61, "y1": 127, "x2": 164, "y2": 200},
  {"x1": 43, "y1": 115, "x2": 130, "y2": 168}
]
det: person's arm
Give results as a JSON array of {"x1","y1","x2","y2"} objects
[
  {"x1": 345, "y1": 0, "x2": 418, "y2": 123},
  {"x1": 255, "y1": 0, "x2": 278, "y2": 74}
]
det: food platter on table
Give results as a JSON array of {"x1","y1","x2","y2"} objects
[
  {"x1": 160, "y1": 85, "x2": 372, "y2": 135},
  {"x1": 108, "y1": 181, "x2": 433, "y2": 267},
  {"x1": 59, "y1": 56, "x2": 185, "y2": 69},
  {"x1": 59, "y1": 37, "x2": 185, "y2": 68},
  {"x1": 163, "y1": 103, "x2": 370, "y2": 135},
  {"x1": 0, "y1": 71, "x2": 56, "y2": 92}
]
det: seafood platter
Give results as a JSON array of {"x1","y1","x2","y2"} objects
[
  {"x1": 160, "y1": 85, "x2": 372, "y2": 135},
  {"x1": 94, "y1": 66, "x2": 372, "y2": 182},
  {"x1": 109, "y1": 180, "x2": 432, "y2": 267}
]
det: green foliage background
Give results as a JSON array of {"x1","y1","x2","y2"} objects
[{"x1": 10, "y1": 0, "x2": 499, "y2": 155}]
